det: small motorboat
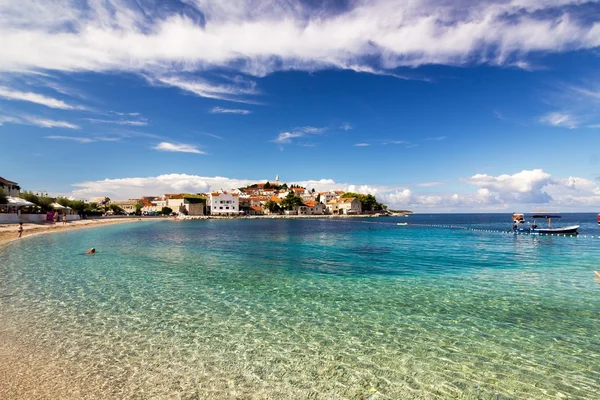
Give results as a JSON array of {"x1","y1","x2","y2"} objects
[
  {"x1": 514, "y1": 214, "x2": 579, "y2": 235},
  {"x1": 397, "y1": 222, "x2": 408, "y2": 226}
]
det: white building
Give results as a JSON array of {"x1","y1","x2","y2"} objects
[
  {"x1": 209, "y1": 192, "x2": 240, "y2": 215},
  {"x1": 298, "y1": 201, "x2": 325, "y2": 215},
  {"x1": 319, "y1": 192, "x2": 336, "y2": 205},
  {"x1": 338, "y1": 197, "x2": 362, "y2": 214},
  {"x1": 0, "y1": 176, "x2": 20, "y2": 197}
]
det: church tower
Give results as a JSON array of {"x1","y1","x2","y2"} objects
[{"x1": 275, "y1": 174, "x2": 280, "y2": 185}]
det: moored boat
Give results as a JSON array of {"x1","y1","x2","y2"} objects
[{"x1": 513, "y1": 214, "x2": 579, "y2": 235}]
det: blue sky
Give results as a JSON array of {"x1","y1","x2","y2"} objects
[{"x1": 1, "y1": 0, "x2": 600, "y2": 211}]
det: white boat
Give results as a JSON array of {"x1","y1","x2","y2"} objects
[{"x1": 514, "y1": 214, "x2": 579, "y2": 235}]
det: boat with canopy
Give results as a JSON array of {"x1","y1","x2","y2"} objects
[{"x1": 513, "y1": 214, "x2": 579, "y2": 235}]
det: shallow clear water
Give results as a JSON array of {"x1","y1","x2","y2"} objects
[{"x1": 1, "y1": 216, "x2": 600, "y2": 399}]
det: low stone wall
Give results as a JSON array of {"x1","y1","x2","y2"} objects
[{"x1": 0, "y1": 214, "x2": 81, "y2": 224}]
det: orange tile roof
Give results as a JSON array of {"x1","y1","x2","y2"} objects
[
  {"x1": 270, "y1": 196, "x2": 281, "y2": 203},
  {"x1": 293, "y1": 188, "x2": 304, "y2": 192},
  {"x1": 339, "y1": 197, "x2": 357, "y2": 203},
  {"x1": 319, "y1": 192, "x2": 330, "y2": 195},
  {"x1": 327, "y1": 200, "x2": 338, "y2": 205},
  {"x1": 165, "y1": 193, "x2": 185, "y2": 199},
  {"x1": 250, "y1": 206, "x2": 262, "y2": 211},
  {"x1": 334, "y1": 190, "x2": 345, "y2": 194},
  {"x1": 304, "y1": 201, "x2": 317, "y2": 207}
]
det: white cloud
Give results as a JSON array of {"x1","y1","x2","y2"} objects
[
  {"x1": 274, "y1": 131, "x2": 303, "y2": 144},
  {"x1": 417, "y1": 181, "x2": 445, "y2": 187},
  {"x1": 0, "y1": 115, "x2": 21, "y2": 125},
  {"x1": 153, "y1": 142, "x2": 206, "y2": 154},
  {"x1": 425, "y1": 136, "x2": 447, "y2": 141},
  {"x1": 152, "y1": 76, "x2": 260, "y2": 104},
  {"x1": 296, "y1": 126, "x2": 327, "y2": 134},
  {"x1": 354, "y1": 143, "x2": 370, "y2": 147},
  {"x1": 273, "y1": 126, "x2": 326, "y2": 145},
  {"x1": 1, "y1": 0, "x2": 598, "y2": 86},
  {"x1": 45, "y1": 135, "x2": 94, "y2": 143},
  {"x1": 25, "y1": 116, "x2": 80, "y2": 129},
  {"x1": 463, "y1": 169, "x2": 553, "y2": 203},
  {"x1": 382, "y1": 140, "x2": 408, "y2": 145},
  {"x1": 539, "y1": 112, "x2": 580, "y2": 128},
  {"x1": 0, "y1": 86, "x2": 84, "y2": 110},
  {"x1": 0, "y1": 113, "x2": 79, "y2": 129},
  {"x1": 66, "y1": 169, "x2": 600, "y2": 211},
  {"x1": 209, "y1": 106, "x2": 251, "y2": 115},
  {"x1": 87, "y1": 118, "x2": 148, "y2": 126},
  {"x1": 340, "y1": 123, "x2": 352, "y2": 131}
]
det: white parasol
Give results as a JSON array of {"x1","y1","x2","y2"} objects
[{"x1": 5, "y1": 196, "x2": 35, "y2": 207}]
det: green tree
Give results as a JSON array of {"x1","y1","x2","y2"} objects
[
  {"x1": 109, "y1": 204, "x2": 123, "y2": 213},
  {"x1": 281, "y1": 183, "x2": 288, "y2": 190},
  {"x1": 135, "y1": 203, "x2": 143, "y2": 215},
  {"x1": 341, "y1": 192, "x2": 384, "y2": 212},
  {"x1": 263, "y1": 200, "x2": 280, "y2": 214},
  {"x1": 280, "y1": 192, "x2": 304, "y2": 210},
  {"x1": 161, "y1": 206, "x2": 173, "y2": 215},
  {"x1": 21, "y1": 191, "x2": 54, "y2": 211},
  {"x1": 264, "y1": 181, "x2": 271, "y2": 189},
  {"x1": 0, "y1": 188, "x2": 6, "y2": 205}
]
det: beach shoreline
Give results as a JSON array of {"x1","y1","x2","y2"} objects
[
  {"x1": 0, "y1": 213, "x2": 392, "y2": 247},
  {"x1": 0, "y1": 217, "x2": 157, "y2": 247}
]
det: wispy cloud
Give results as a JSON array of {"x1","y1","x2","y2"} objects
[
  {"x1": 153, "y1": 142, "x2": 206, "y2": 155},
  {"x1": 197, "y1": 132, "x2": 225, "y2": 140},
  {"x1": 354, "y1": 143, "x2": 370, "y2": 147},
  {"x1": 417, "y1": 181, "x2": 445, "y2": 187},
  {"x1": 152, "y1": 76, "x2": 261, "y2": 104},
  {"x1": 570, "y1": 86, "x2": 600, "y2": 102},
  {"x1": 425, "y1": 136, "x2": 447, "y2": 141},
  {"x1": 295, "y1": 126, "x2": 327, "y2": 134},
  {"x1": 45, "y1": 135, "x2": 94, "y2": 143},
  {"x1": 274, "y1": 132, "x2": 304, "y2": 144},
  {"x1": 340, "y1": 123, "x2": 352, "y2": 131},
  {"x1": 209, "y1": 106, "x2": 251, "y2": 115},
  {"x1": 0, "y1": 86, "x2": 84, "y2": 110},
  {"x1": 87, "y1": 118, "x2": 148, "y2": 126},
  {"x1": 273, "y1": 126, "x2": 327, "y2": 145},
  {"x1": 114, "y1": 112, "x2": 140, "y2": 117},
  {"x1": 539, "y1": 112, "x2": 579, "y2": 129},
  {"x1": 382, "y1": 140, "x2": 409, "y2": 145},
  {"x1": 25, "y1": 116, "x2": 79, "y2": 129},
  {"x1": 2, "y1": 1, "x2": 599, "y2": 79}
]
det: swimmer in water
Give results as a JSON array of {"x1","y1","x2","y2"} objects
[{"x1": 86, "y1": 248, "x2": 96, "y2": 254}]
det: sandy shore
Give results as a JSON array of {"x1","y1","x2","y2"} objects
[{"x1": 0, "y1": 217, "x2": 157, "y2": 247}]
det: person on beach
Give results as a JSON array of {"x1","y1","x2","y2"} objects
[
  {"x1": 17, "y1": 223, "x2": 23, "y2": 238},
  {"x1": 86, "y1": 248, "x2": 96, "y2": 254},
  {"x1": 62, "y1": 213, "x2": 67, "y2": 225},
  {"x1": 53, "y1": 212, "x2": 59, "y2": 224}
]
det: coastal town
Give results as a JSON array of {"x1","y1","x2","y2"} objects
[{"x1": 1, "y1": 175, "x2": 395, "y2": 224}]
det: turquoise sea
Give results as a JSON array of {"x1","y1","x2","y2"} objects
[{"x1": 1, "y1": 215, "x2": 600, "y2": 399}]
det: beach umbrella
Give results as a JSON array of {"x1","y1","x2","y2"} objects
[{"x1": 6, "y1": 196, "x2": 35, "y2": 207}]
